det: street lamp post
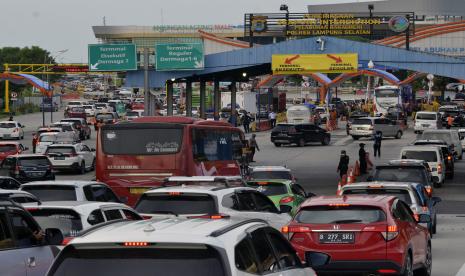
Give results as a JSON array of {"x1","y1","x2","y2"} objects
[
  {"x1": 366, "y1": 60, "x2": 375, "y2": 102},
  {"x1": 280, "y1": 4, "x2": 289, "y2": 38},
  {"x1": 427, "y1": 74, "x2": 434, "y2": 104},
  {"x1": 368, "y1": 4, "x2": 374, "y2": 41}
]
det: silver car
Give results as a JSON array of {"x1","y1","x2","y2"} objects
[{"x1": 349, "y1": 117, "x2": 403, "y2": 140}]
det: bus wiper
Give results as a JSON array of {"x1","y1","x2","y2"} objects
[{"x1": 330, "y1": 219, "x2": 363, "y2": 224}]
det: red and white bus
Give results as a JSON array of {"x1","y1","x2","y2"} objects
[{"x1": 96, "y1": 116, "x2": 245, "y2": 205}]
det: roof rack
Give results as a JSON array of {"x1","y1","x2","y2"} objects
[{"x1": 209, "y1": 219, "x2": 267, "y2": 238}]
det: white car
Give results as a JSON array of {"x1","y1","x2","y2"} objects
[
  {"x1": 0, "y1": 121, "x2": 24, "y2": 140},
  {"x1": 0, "y1": 189, "x2": 40, "y2": 204},
  {"x1": 422, "y1": 129, "x2": 464, "y2": 160},
  {"x1": 82, "y1": 105, "x2": 96, "y2": 117},
  {"x1": 125, "y1": 109, "x2": 144, "y2": 121},
  {"x1": 44, "y1": 144, "x2": 95, "y2": 173},
  {"x1": 65, "y1": 100, "x2": 84, "y2": 111},
  {"x1": 414, "y1": 111, "x2": 442, "y2": 133},
  {"x1": 134, "y1": 184, "x2": 291, "y2": 231},
  {"x1": 20, "y1": 180, "x2": 123, "y2": 202},
  {"x1": 459, "y1": 129, "x2": 465, "y2": 148},
  {"x1": 24, "y1": 201, "x2": 142, "y2": 245},
  {"x1": 50, "y1": 122, "x2": 80, "y2": 141},
  {"x1": 36, "y1": 132, "x2": 78, "y2": 154},
  {"x1": 400, "y1": 145, "x2": 446, "y2": 187},
  {"x1": 314, "y1": 106, "x2": 330, "y2": 123},
  {"x1": 46, "y1": 217, "x2": 320, "y2": 276},
  {"x1": 249, "y1": 166, "x2": 295, "y2": 182}
]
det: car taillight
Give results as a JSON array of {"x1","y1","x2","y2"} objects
[
  {"x1": 378, "y1": 269, "x2": 397, "y2": 274},
  {"x1": 437, "y1": 164, "x2": 442, "y2": 174},
  {"x1": 14, "y1": 165, "x2": 20, "y2": 175},
  {"x1": 281, "y1": 225, "x2": 311, "y2": 233},
  {"x1": 413, "y1": 213, "x2": 420, "y2": 222},
  {"x1": 187, "y1": 214, "x2": 230, "y2": 219},
  {"x1": 425, "y1": 186, "x2": 433, "y2": 197},
  {"x1": 381, "y1": 225, "x2": 399, "y2": 241},
  {"x1": 13, "y1": 128, "x2": 18, "y2": 133},
  {"x1": 280, "y1": 196, "x2": 295, "y2": 204},
  {"x1": 62, "y1": 237, "x2": 74, "y2": 245},
  {"x1": 123, "y1": 242, "x2": 149, "y2": 247}
]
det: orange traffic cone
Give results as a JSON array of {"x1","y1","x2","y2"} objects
[
  {"x1": 336, "y1": 181, "x2": 342, "y2": 196},
  {"x1": 354, "y1": 161, "x2": 360, "y2": 177},
  {"x1": 341, "y1": 174, "x2": 348, "y2": 186}
]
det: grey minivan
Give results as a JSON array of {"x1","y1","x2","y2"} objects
[{"x1": 349, "y1": 117, "x2": 403, "y2": 140}]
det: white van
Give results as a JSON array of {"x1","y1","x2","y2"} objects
[
  {"x1": 286, "y1": 105, "x2": 314, "y2": 124},
  {"x1": 422, "y1": 129, "x2": 463, "y2": 160},
  {"x1": 400, "y1": 145, "x2": 446, "y2": 187},
  {"x1": 414, "y1": 112, "x2": 442, "y2": 133}
]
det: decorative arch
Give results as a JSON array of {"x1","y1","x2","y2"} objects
[
  {"x1": 399, "y1": 72, "x2": 427, "y2": 86},
  {"x1": 328, "y1": 68, "x2": 400, "y2": 88},
  {"x1": 0, "y1": 73, "x2": 52, "y2": 96}
]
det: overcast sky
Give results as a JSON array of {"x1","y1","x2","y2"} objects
[{"x1": 0, "y1": 0, "x2": 366, "y2": 62}]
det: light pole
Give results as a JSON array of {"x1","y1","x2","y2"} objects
[
  {"x1": 427, "y1": 74, "x2": 434, "y2": 104},
  {"x1": 44, "y1": 49, "x2": 68, "y2": 125},
  {"x1": 280, "y1": 4, "x2": 289, "y2": 38},
  {"x1": 368, "y1": 4, "x2": 374, "y2": 41},
  {"x1": 366, "y1": 60, "x2": 374, "y2": 102}
]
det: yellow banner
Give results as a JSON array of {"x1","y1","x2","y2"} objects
[{"x1": 272, "y1": 53, "x2": 358, "y2": 74}]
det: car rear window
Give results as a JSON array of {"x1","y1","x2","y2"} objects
[
  {"x1": 0, "y1": 145, "x2": 16, "y2": 152},
  {"x1": 373, "y1": 167, "x2": 427, "y2": 184},
  {"x1": 126, "y1": 111, "x2": 139, "y2": 116},
  {"x1": 250, "y1": 171, "x2": 292, "y2": 180},
  {"x1": 135, "y1": 193, "x2": 217, "y2": 215},
  {"x1": 18, "y1": 157, "x2": 50, "y2": 166},
  {"x1": 401, "y1": 150, "x2": 438, "y2": 162},
  {"x1": 272, "y1": 125, "x2": 295, "y2": 132},
  {"x1": 0, "y1": 123, "x2": 16, "y2": 128},
  {"x1": 352, "y1": 119, "x2": 372, "y2": 125},
  {"x1": 47, "y1": 147, "x2": 76, "y2": 155},
  {"x1": 295, "y1": 206, "x2": 386, "y2": 224},
  {"x1": 421, "y1": 133, "x2": 452, "y2": 144},
  {"x1": 39, "y1": 135, "x2": 56, "y2": 142},
  {"x1": 248, "y1": 182, "x2": 288, "y2": 196},
  {"x1": 27, "y1": 208, "x2": 83, "y2": 237},
  {"x1": 49, "y1": 246, "x2": 225, "y2": 276},
  {"x1": 343, "y1": 189, "x2": 413, "y2": 205},
  {"x1": 71, "y1": 107, "x2": 85, "y2": 112},
  {"x1": 21, "y1": 185, "x2": 77, "y2": 201},
  {"x1": 96, "y1": 114, "x2": 115, "y2": 120},
  {"x1": 416, "y1": 113, "x2": 437, "y2": 120}
]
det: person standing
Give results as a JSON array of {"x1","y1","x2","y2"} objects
[
  {"x1": 242, "y1": 113, "x2": 251, "y2": 133},
  {"x1": 228, "y1": 110, "x2": 237, "y2": 127},
  {"x1": 268, "y1": 111, "x2": 277, "y2": 128},
  {"x1": 32, "y1": 133, "x2": 38, "y2": 154},
  {"x1": 249, "y1": 134, "x2": 260, "y2": 162},
  {"x1": 373, "y1": 131, "x2": 383, "y2": 158},
  {"x1": 337, "y1": 150, "x2": 350, "y2": 179},
  {"x1": 359, "y1": 143, "x2": 367, "y2": 174},
  {"x1": 447, "y1": 115, "x2": 454, "y2": 129}
]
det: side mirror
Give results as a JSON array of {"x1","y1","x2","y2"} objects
[
  {"x1": 432, "y1": 196, "x2": 442, "y2": 206},
  {"x1": 432, "y1": 176, "x2": 440, "y2": 183},
  {"x1": 119, "y1": 196, "x2": 129, "y2": 204},
  {"x1": 418, "y1": 214, "x2": 431, "y2": 224},
  {"x1": 279, "y1": 204, "x2": 293, "y2": 214},
  {"x1": 305, "y1": 251, "x2": 331, "y2": 268},
  {"x1": 44, "y1": 228, "x2": 64, "y2": 245}
]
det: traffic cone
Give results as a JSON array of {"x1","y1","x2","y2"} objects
[
  {"x1": 336, "y1": 181, "x2": 342, "y2": 196},
  {"x1": 354, "y1": 161, "x2": 360, "y2": 177},
  {"x1": 341, "y1": 174, "x2": 348, "y2": 186}
]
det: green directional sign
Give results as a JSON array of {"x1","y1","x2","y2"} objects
[
  {"x1": 88, "y1": 44, "x2": 137, "y2": 71},
  {"x1": 156, "y1": 43, "x2": 204, "y2": 71}
]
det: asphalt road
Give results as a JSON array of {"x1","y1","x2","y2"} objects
[{"x1": 11, "y1": 109, "x2": 465, "y2": 276}]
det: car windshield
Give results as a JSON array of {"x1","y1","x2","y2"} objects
[
  {"x1": 21, "y1": 185, "x2": 77, "y2": 201},
  {"x1": 373, "y1": 167, "x2": 427, "y2": 183},
  {"x1": 18, "y1": 157, "x2": 50, "y2": 166},
  {"x1": 126, "y1": 111, "x2": 139, "y2": 116},
  {"x1": 416, "y1": 113, "x2": 437, "y2": 120},
  {"x1": 421, "y1": 132, "x2": 452, "y2": 144},
  {"x1": 96, "y1": 114, "x2": 115, "y2": 120},
  {"x1": 71, "y1": 107, "x2": 85, "y2": 112},
  {"x1": 83, "y1": 105, "x2": 93, "y2": 109},
  {"x1": 250, "y1": 171, "x2": 292, "y2": 180},
  {"x1": 39, "y1": 135, "x2": 56, "y2": 142},
  {"x1": 248, "y1": 182, "x2": 288, "y2": 196},
  {"x1": 68, "y1": 102, "x2": 81, "y2": 106},
  {"x1": 0, "y1": 123, "x2": 16, "y2": 128},
  {"x1": 0, "y1": 145, "x2": 16, "y2": 152},
  {"x1": 352, "y1": 119, "x2": 372, "y2": 125},
  {"x1": 50, "y1": 246, "x2": 225, "y2": 276},
  {"x1": 295, "y1": 206, "x2": 386, "y2": 224},
  {"x1": 95, "y1": 103, "x2": 107, "y2": 108},
  {"x1": 28, "y1": 208, "x2": 83, "y2": 237},
  {"x1": 343, "y1": 189, "x2": 413, "y2": 205},
  {"x1": 402, "y1": 150, "x2": 438, "y2": 162},
  {"x1": 135, "y1": 194, "x2": 217, "y2": 215}
]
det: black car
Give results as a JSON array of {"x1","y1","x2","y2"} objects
[
  {"x1": 0, "y1": 155, "x2": 55, "y2": 183},
  {"x1": 271, "y1": 123, "x2": 330, "y2": 147}
]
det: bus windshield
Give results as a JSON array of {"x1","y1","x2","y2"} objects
[{"x1": 375, "y1": 89, "x2": 399, "y2": 98}]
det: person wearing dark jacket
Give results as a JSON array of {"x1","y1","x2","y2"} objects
[
  {"x1": 359, "y1": 143, "x2": 367, "y2": 174},
  {"x1": 337, "y1": 150, "x2": 350, "y2": 178},
  {"x1": 373, "y1": 131, "x2": 383, "y2": 158},
  {"x1": 242, "y1": 114, "x2": 251, "y2": 133}
]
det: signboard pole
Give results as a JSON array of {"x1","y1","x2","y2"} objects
[
  {"x1": 405, "y1": 14, "x2": 410, "y2": 50},
  {"x1": 143, "y1": 48, "x2": 151, "y2": 116}
]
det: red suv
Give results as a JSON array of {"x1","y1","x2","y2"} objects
[{"x1": 283, "y1": 195, "x2": 432, "y2": 276}]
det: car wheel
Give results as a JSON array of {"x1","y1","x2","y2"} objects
[
  {"x1": 417, "y1": 244, "x2": 432, "y2": 276},
  {"x1": 298, "y1": 138, "x2": 305, "y2": 147},
  {"x1": 321, "y1": 136, "x2": 330, "y2": 146},
  {"x1": 274, "y1": 143, "x2": 282, "y2": 147},
  {"x1": 79, "y1": 162, "x2": 86, "y2": 174},
  {"x1": 402, "y1": 253, "x2": 414, "y2": 276},
  {"x1": 395, "y1": 131, "x2": 403, "y2": 139},
  {"x1": 352, "y1": 136, "x2": 360, "y2": 140}
]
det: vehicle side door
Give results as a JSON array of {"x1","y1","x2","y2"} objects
[
  {"x1": 7, "y1": 207, "x2": 56, "y2": 276},
  {"x1": 0, "y1": 207, "x2": 26, "y2": 276},
  {"x1": 79, "y1": 145, "x2": 94, "y2": 165},
  {"x1": 306, "y1": 125, "x2": 320, "y2": 141}
]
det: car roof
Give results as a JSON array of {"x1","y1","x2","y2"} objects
[
  {"x1": 341, "y1": 181, "x2": 419, "y2": 190},
  {"x1": 0, "y1": 141, "x2": 21, "y2": 145},
  {"x1": 250, "y1": 166, "x2": 291, "y2": 172},
  {"x1": 300, "y1": 195, "x2": 396, "y2": 208},
  {"x1": 22, "y1": 201, "x2": 125, "y2": 211},
  {"x1": 0, "y1": 121, "x2": 18, "y2": 124},
  {"x1": 21, "y1": 181, "x2": 105, "y2": 188},
  {"x1": 143, "y1": 185, "x2": 254, "y2": 195},
  {"x1": 416, "y1": 111, "x2": 437, "y2": 114},
  {"x1": 423, "y1": 129, "x2": 455, "y2": 134},
  {"x1": 401, "y1": 145, "x2": 441, "y2": 151},
  {"x1": 7, "y1": 154, "x2": 48, "y2": 158},
  {"x1": 413, "y1": 139, "x2": 447, "y2": 144},
  {"x1": 47, "y1": 144, "x2": 77, "y2": 147},
  {"x1": 388, "y1": 159, "x2": 428, "y2": 166},
  {"x1": 69, "y1": 217, "x2": 268, "y2": 245}
]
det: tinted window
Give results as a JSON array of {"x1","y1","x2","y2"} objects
[
  {"x1": 235, "y1": 238, "x2": 259, "y2": 274},
  {"x1": 402, "y1": 151, "x2": 438, "y2": 162},
  {"x1": 39, "y1": 135, "x2": 56, "y2": 142},
  {"x1": 0, "y1": 123, "x2": 16, "y2": 128},
  {"x1": 343, "y1": 189, "x2": 413, "y2": 205},
  {"x1": 192, "y1": 129, "x2": 241, "y2": 161},
  {"x1": 272, "y1": 125, "x2": 296, "y2": 132},
  {"x1": 250, "y1": 171, "x2": 292, "y2": 180},
  {"x1": 0, "y1": 145, "x2": 16, "y2": 152},
  {"x1": 87, "y1": 209, "x2": 105, "y2": 225},
  {"x1": 236, "y1": 192, "x2": 257, "y2": 211},
  {"x1": 18, "y1": 157, "x2": 50, "y2": 166},
  {"x1": 102, "y1": 127, "x2": 182, "y2": 155},
  {"x1": 135, "y1": 194, "x2": 217, "y2": 215},
  {"x1": 253, "y1": 193, "x2": 279, "y2": 213},
  {"x1": 104, "y1": 209, "x2": 123, "y2": 221},
  {"x1": 50, "y1": 246, "x2": 225, "y2": 276},
  {"x1": 250, "y1": 183, "x2": 288, "y2": 196},
  {"x1": 28, "y1": 208, "x2": 83, "y2": 238},
  {"x1": 221, "y1": 193, "x2": 241, "y2": 210},
  {"x1": 2, "y1": 158, "x2": 16, "y2": 169},
  {"x1": 295, "y1": 206, "x2": 386, "y2": 224},
  {"x1": 250, "y1": 229, "x2": 277, "y2": 273},
  {"x1": 373, "y1": 167, "x2": 427, "y2": 183},
  {"x1": 22, "y1": 185, "x2": 77, "y2": 201},
  {"x1": 47, "y1": 147, "x2": 76, "y2": 155},
  {"x1": 9, "y1": 209, "x2": 40, "y2": 247},
  {"x1": 122, "y1": 209, "x2": 142, "y2": 220},
  {"x1": 352, "y1": 119, "x2": 372, "y2": 125},
  {"x1": 126, "y1": 111, "x2": 139, "y2": 116},
  {"x1": 96, "y1": 114, "x2": 115, "y2": 120},
  {"x1": 0, "y1": 211, "x2": 13, "y2": 249},
  {"x1": 0, "y1": 178, "x2": 20, "y2": 189},
  {"x1": 422, "y1": 133, "x2": 452, "y2": 144},
  {"x1": 267, "y1": 232, "x2": 300, "y2": 270},
  {"x1": 416, "y1": 113, "x2": 437, "y2": 120}
]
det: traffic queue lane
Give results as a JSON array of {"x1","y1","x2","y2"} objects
[{"x1": 12, "y1": 109, "x2": 465, "y2": 276}]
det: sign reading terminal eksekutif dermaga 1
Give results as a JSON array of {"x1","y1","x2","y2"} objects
[{"x1": 88, "y1": 44, "x2": 137, "y2": 72}]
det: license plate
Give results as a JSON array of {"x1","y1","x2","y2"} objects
[
  {"x1": 319, "y1": 232, "x2": 355, "y2": 244},
  {"x1": 54, "y1": 156, "x2": 65, "y2": 160},
  {"x1": 422, "y1": 124, "x2": 429, "y2": 127},
  {"x1": 130, "y1": 187, "x2": 150, "y2": 194},
  {"x1": 3, "y1": 134, "x2": 10, "y2": 138}
]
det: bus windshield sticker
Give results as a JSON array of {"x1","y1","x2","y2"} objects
[
  {"x1": 145, "y1": 142, "x2": 179, "y2": 153},
  {"x1": 106, "y1": 131, "x2": 117, "y2": 140}
]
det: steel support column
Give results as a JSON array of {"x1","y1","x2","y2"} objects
[
  {"x1": 200, "y1": 80, "x2": 206, "y2": 119},
  {"x1": 213, "y1": 79, "x2": 220, "y2": 120},
  {"x1": 186, "y1": 80, "x2": 193, "y2": 117},
  {"x1": 167, "y1": 81, "x2": 173, "y2": 116}
]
